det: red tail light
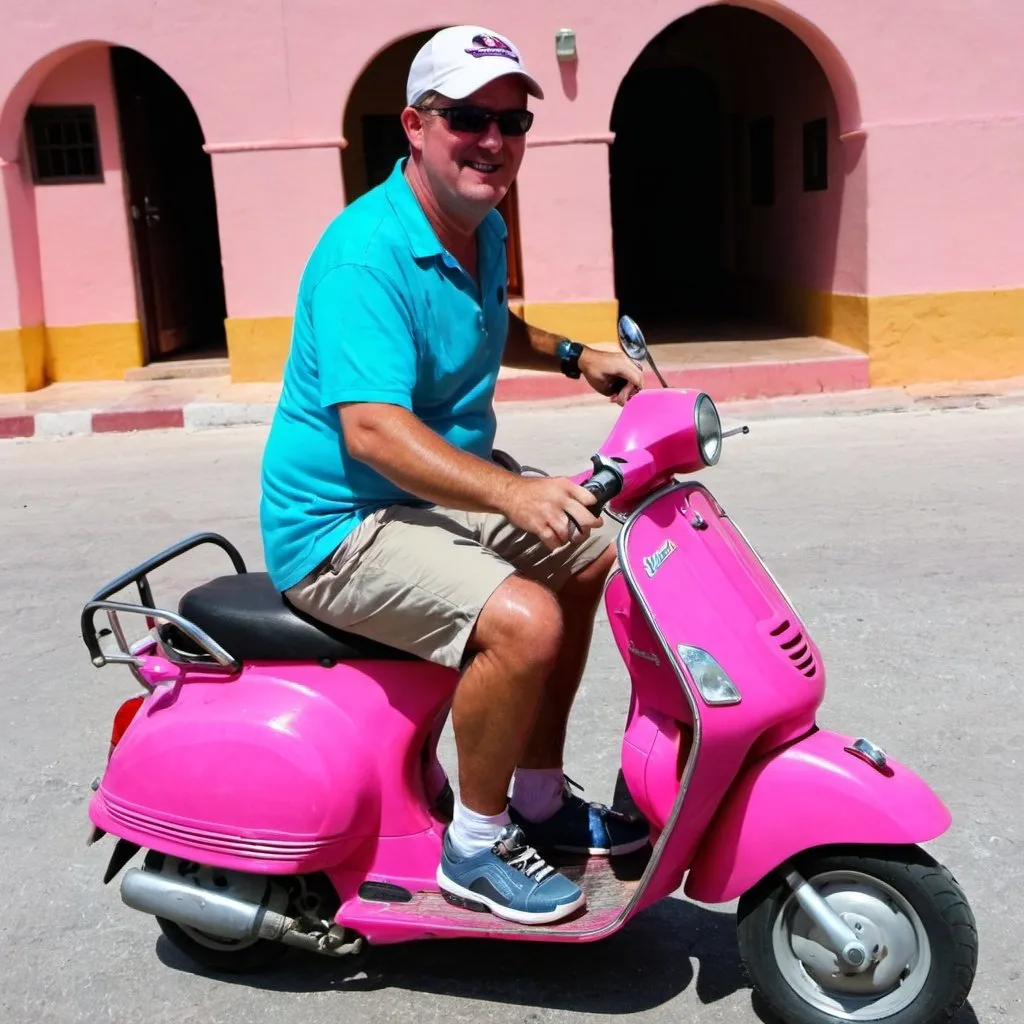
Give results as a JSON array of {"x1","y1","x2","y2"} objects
[{"x1": 108, "y1": 695, "x2": 145, "y2": 758}]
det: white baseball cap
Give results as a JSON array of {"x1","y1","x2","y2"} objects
[{"x1": 406, "y1": 26, "x2": 544, "y2": 107}]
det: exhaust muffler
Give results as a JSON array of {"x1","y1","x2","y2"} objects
[{"x1": 120, "y1": 867, "x2": 360, "y2": 956}]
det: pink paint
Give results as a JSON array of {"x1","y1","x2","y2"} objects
[
  {"x1": 0, "y1": 413, "x2": 34, "y2": 437},
  {"x1": 210, "y1": 147, "x2": 346, "y2": 318},
  {"x1": 684, "y1": 727, "x2": 953, "y2": 903},
  {"x1": 495, "y1": 349, "x2": 868, "y2": 402},
  {"x1": 0, "y1": 3, "x2": 1020, "y2": 350},
  {"x1": 0, "y1": 162, "x2": 42, "y2": 326},
  {"x1": 29, "y1": 47, "x2": 138, "y2": 327},
  {"x1": 91, "y1": 408, "x2": 183, "y2": 432}
]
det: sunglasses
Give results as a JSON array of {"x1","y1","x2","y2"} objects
[{"x1": 415, "y1": 105, "x2": 534, "y2": 137}]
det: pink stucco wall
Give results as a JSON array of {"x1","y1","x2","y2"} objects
[
  {"x1": 0, "y1": 160, "x2": 41, "y2": 326},
  {"x1": 0, "y1": 0, "x2": 1022, "y2": 341},
  {"x1": 31, "y1": 47, "x2": 137, "y2": 326}
]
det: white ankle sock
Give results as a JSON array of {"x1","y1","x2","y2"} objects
[
  {"x1": 448, "y1": 800, "x2": 511, "y2": 859},
  {"x1": 509, "y1": 767, "x2": 566, "y2": 823}
]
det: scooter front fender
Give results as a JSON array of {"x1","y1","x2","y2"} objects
[{"x1": 684, "y1": 728, "x2": 952, "y2": 904}]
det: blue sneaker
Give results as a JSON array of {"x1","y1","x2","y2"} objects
[
  {"x1": 437, "y1": 824, "x2": 585, "y2": 925},
  {"x1": 510, "y1": 778, "x2": 651, "y2": 856}
]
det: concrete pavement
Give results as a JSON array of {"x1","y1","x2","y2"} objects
[{"x1": 1, "y1": 402, "x2": 1021, "y2": 1023}]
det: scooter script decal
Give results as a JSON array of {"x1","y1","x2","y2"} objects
[
  {"x1": 628, "y1": 640, "x2": 661, "y2": 666},
  {"x1": 643, "y1": 540, "x2": 677, "y2": 578}
]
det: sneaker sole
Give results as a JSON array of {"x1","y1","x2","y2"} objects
[{"x1": 436, "y1": 866, "x2": 586, "y2": 926}]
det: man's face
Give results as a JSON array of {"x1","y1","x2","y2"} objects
[{"x1": 408, "y1": 76, "x2": 529, "y2": 219}]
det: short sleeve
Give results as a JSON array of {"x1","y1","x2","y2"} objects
[{"x1": 310, "y1": 264, "x2": 417, "y2": 410}]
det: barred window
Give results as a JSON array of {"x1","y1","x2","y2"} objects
[{"x1": 27, "y1": 106, "x2": 103, "y2": 184}]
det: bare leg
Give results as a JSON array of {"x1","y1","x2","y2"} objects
[
  {"x1": 453, "y1": 575, "x2": 564, "y2": 815},
  {"x1": 517, "y1": 545, "x2": 618, "y2": 770}
]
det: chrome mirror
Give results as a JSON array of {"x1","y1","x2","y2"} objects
[{"x1": 617, "y1": 315, "x2": 668, "y2": 388}]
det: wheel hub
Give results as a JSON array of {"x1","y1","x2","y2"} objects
[{"x1": 773, "y1": 869, "x2": 931, "y2": 1021}]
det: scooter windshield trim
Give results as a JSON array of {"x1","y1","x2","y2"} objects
[{"x1": 610, "y1": 481, "x2": 704, "y2": 926}]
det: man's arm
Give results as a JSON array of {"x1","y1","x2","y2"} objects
[
  {"x1": 339, "y1": 404, "x2": 602, "y2": 550},
  {"x1": 501, "y1": 311, "x2": 645, "y2": 404},
  {"x1": 501, "y1": 311, "x2": 566, "y2": 371}
]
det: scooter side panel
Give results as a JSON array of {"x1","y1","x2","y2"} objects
[
  {"x1": 612, "y1": 482, "x2": 826, "y2": 887},
  {"x1": 683, "y1": 727, "x2": 953, "y2": 904},
  {"x1": 90, "y1": 658, "x2": 456, "y2": 874}
]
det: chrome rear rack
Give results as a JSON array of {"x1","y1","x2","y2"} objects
[{"x1": 81, "y1": 533, "x2": 247, "y2": 686}]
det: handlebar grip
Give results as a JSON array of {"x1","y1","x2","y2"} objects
[{"x1": 582, "y1": 465, "x2": 623, "y2": 515}]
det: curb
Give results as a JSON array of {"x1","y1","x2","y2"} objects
[
  {"x1": 1, "y1": 353, "x2": 873, "y2": 439},
  {"x1": 4, "y1": 379, "x2": 1024, "y2": 441}
]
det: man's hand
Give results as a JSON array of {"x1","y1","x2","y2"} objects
[
  {"x1": 577, "y1": 347, "x2": 644, "y2": 406},
  {"x1": 500, "y1": 476, "x2": 603, "y2": 552}
]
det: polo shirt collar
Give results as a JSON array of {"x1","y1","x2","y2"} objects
[
  {"x1": 384, "y1": 158, "x2": 445, "y2": 260},
  {"x1": 384, "y1": 158, "x2": 509, "y2": 261}
]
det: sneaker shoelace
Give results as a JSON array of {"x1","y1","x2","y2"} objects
[{"x1": 493, "y1": 827, "x2": 555, "y2": 882}]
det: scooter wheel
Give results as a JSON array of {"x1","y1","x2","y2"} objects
[
  {"x1": 156, "y1": 915, "x2": 289, "y2": 974},
  {"x1": 736, "y1": 844, "x2": 977, "y2": 1024}
]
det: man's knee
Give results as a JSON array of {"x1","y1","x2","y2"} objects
[{"x1": 471, "y1": 574, "x2": 564, "y2": 669}]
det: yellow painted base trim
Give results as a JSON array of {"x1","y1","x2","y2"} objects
[
  {"x1": 0, "y1": 325, "x2": 46, "y2": 392},
  {"x1": 222, "y1": 304, "x2": 621, "y2": 383},
  {"x1": 783, "y1": 285, "x2": 1024, "y2": 385},
  {"x1": 788, "y1": 288, "x2": 869, "y2": 353},
  {"x1": 519, "y1": 300, "x2": 619, "y2": 344},
  {"x1": 45, "y1": 322, "x2": 143, "y2": 382},
  {"x1": 868, "y1": 288, "x2": 1024, "y2": 386},
  {"x1": 226, "y1": 317, "x2": 293, "y2": 383}
]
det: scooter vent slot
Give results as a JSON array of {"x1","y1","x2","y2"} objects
[{"x1": 770, "y1": 619, "x2": 820, "y2": 679}]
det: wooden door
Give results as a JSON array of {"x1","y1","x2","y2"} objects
[{"x1": 111, "y1": 48, "x2": 226, "y2": 360}]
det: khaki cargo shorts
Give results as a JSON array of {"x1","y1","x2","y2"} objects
[{"x1": 286, "y1": 504, "x2": 616, "y2": 670}]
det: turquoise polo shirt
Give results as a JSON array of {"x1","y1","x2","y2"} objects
[{"x1": 260, "y1": 159, "x2": 509, "y2": 591}]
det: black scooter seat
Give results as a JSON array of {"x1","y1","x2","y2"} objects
[{"x1": 178, "y1": 572, "x2": 418, "y2": 663}]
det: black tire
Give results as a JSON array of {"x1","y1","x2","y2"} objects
[
  {"x1": 156, "y1": 915, "x2": 289, "y2": 974},
  {"x1": 737, "y1": 845, "x2": 978, "y2": 1024}
]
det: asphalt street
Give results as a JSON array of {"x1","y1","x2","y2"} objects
[{"x1": 1, "y1": 401, "x2": 1021, "y2": 1024}]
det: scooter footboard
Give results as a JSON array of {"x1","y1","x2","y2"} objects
[{"x1": 683, "y1": 728, "x2": 952, "y2": 904}]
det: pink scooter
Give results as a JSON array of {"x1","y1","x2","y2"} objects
[{"x1": 81, "y1": 317, "x2": 976, "y2": 1024}]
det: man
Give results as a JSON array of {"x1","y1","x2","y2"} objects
[{"x1": 260, "y1": 25, "x2": 646, "y2": 926}]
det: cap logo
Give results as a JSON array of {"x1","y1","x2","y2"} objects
[{"x1": 465, "y1": 34, "x2": 519, "y2": 62}]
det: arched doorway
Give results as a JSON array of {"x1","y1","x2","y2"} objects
[
  {"x1": 611, "y1": 66, "x2": 725, "y2": 320},
  {"x1": 341, "y1": 31, "x2": 525, "y2": 297},
  {"x1": 610, "y1": 5, "x2": 851, "y2": 343},
  {"x1": 111, "y1": 47, "x2": 227, "y2": 360}
]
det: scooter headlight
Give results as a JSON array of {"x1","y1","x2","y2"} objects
[
  {"x1": 676, "y1": 645, "x2": 741, "y2": 705},
  {"x1": 694, "y1": 394, "x2": 722, "y2": 466}
]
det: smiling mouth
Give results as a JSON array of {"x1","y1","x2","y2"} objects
[{"x1": 464, "y1": 160, "x2": 501, "y2": 174}]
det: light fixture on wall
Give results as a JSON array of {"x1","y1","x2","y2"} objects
[{"x1": 555, "y1": 28, "x2": 577, "y2": 62}]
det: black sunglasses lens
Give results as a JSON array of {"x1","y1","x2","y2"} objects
[
  {"x1": 446, "y1": 108, "x2": 489, "y2": 133},
  {"x1": 497, "y1": 111, "x2": 533, "y2": 136},
  {"x1": 442, "y1": 107, "x2": 533, "y2": 136}
]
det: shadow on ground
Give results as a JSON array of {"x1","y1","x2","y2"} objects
[
  {"x1": 157, "y1": 896, "x2": 744, "y2": 1013},
  {"x1": 156, "y1": 892, "x2": 983, "y2": 1023}
]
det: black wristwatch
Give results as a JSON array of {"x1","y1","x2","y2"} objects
[{"x1": 556, "y1": 339, "x2": 584, "y2": 379}]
